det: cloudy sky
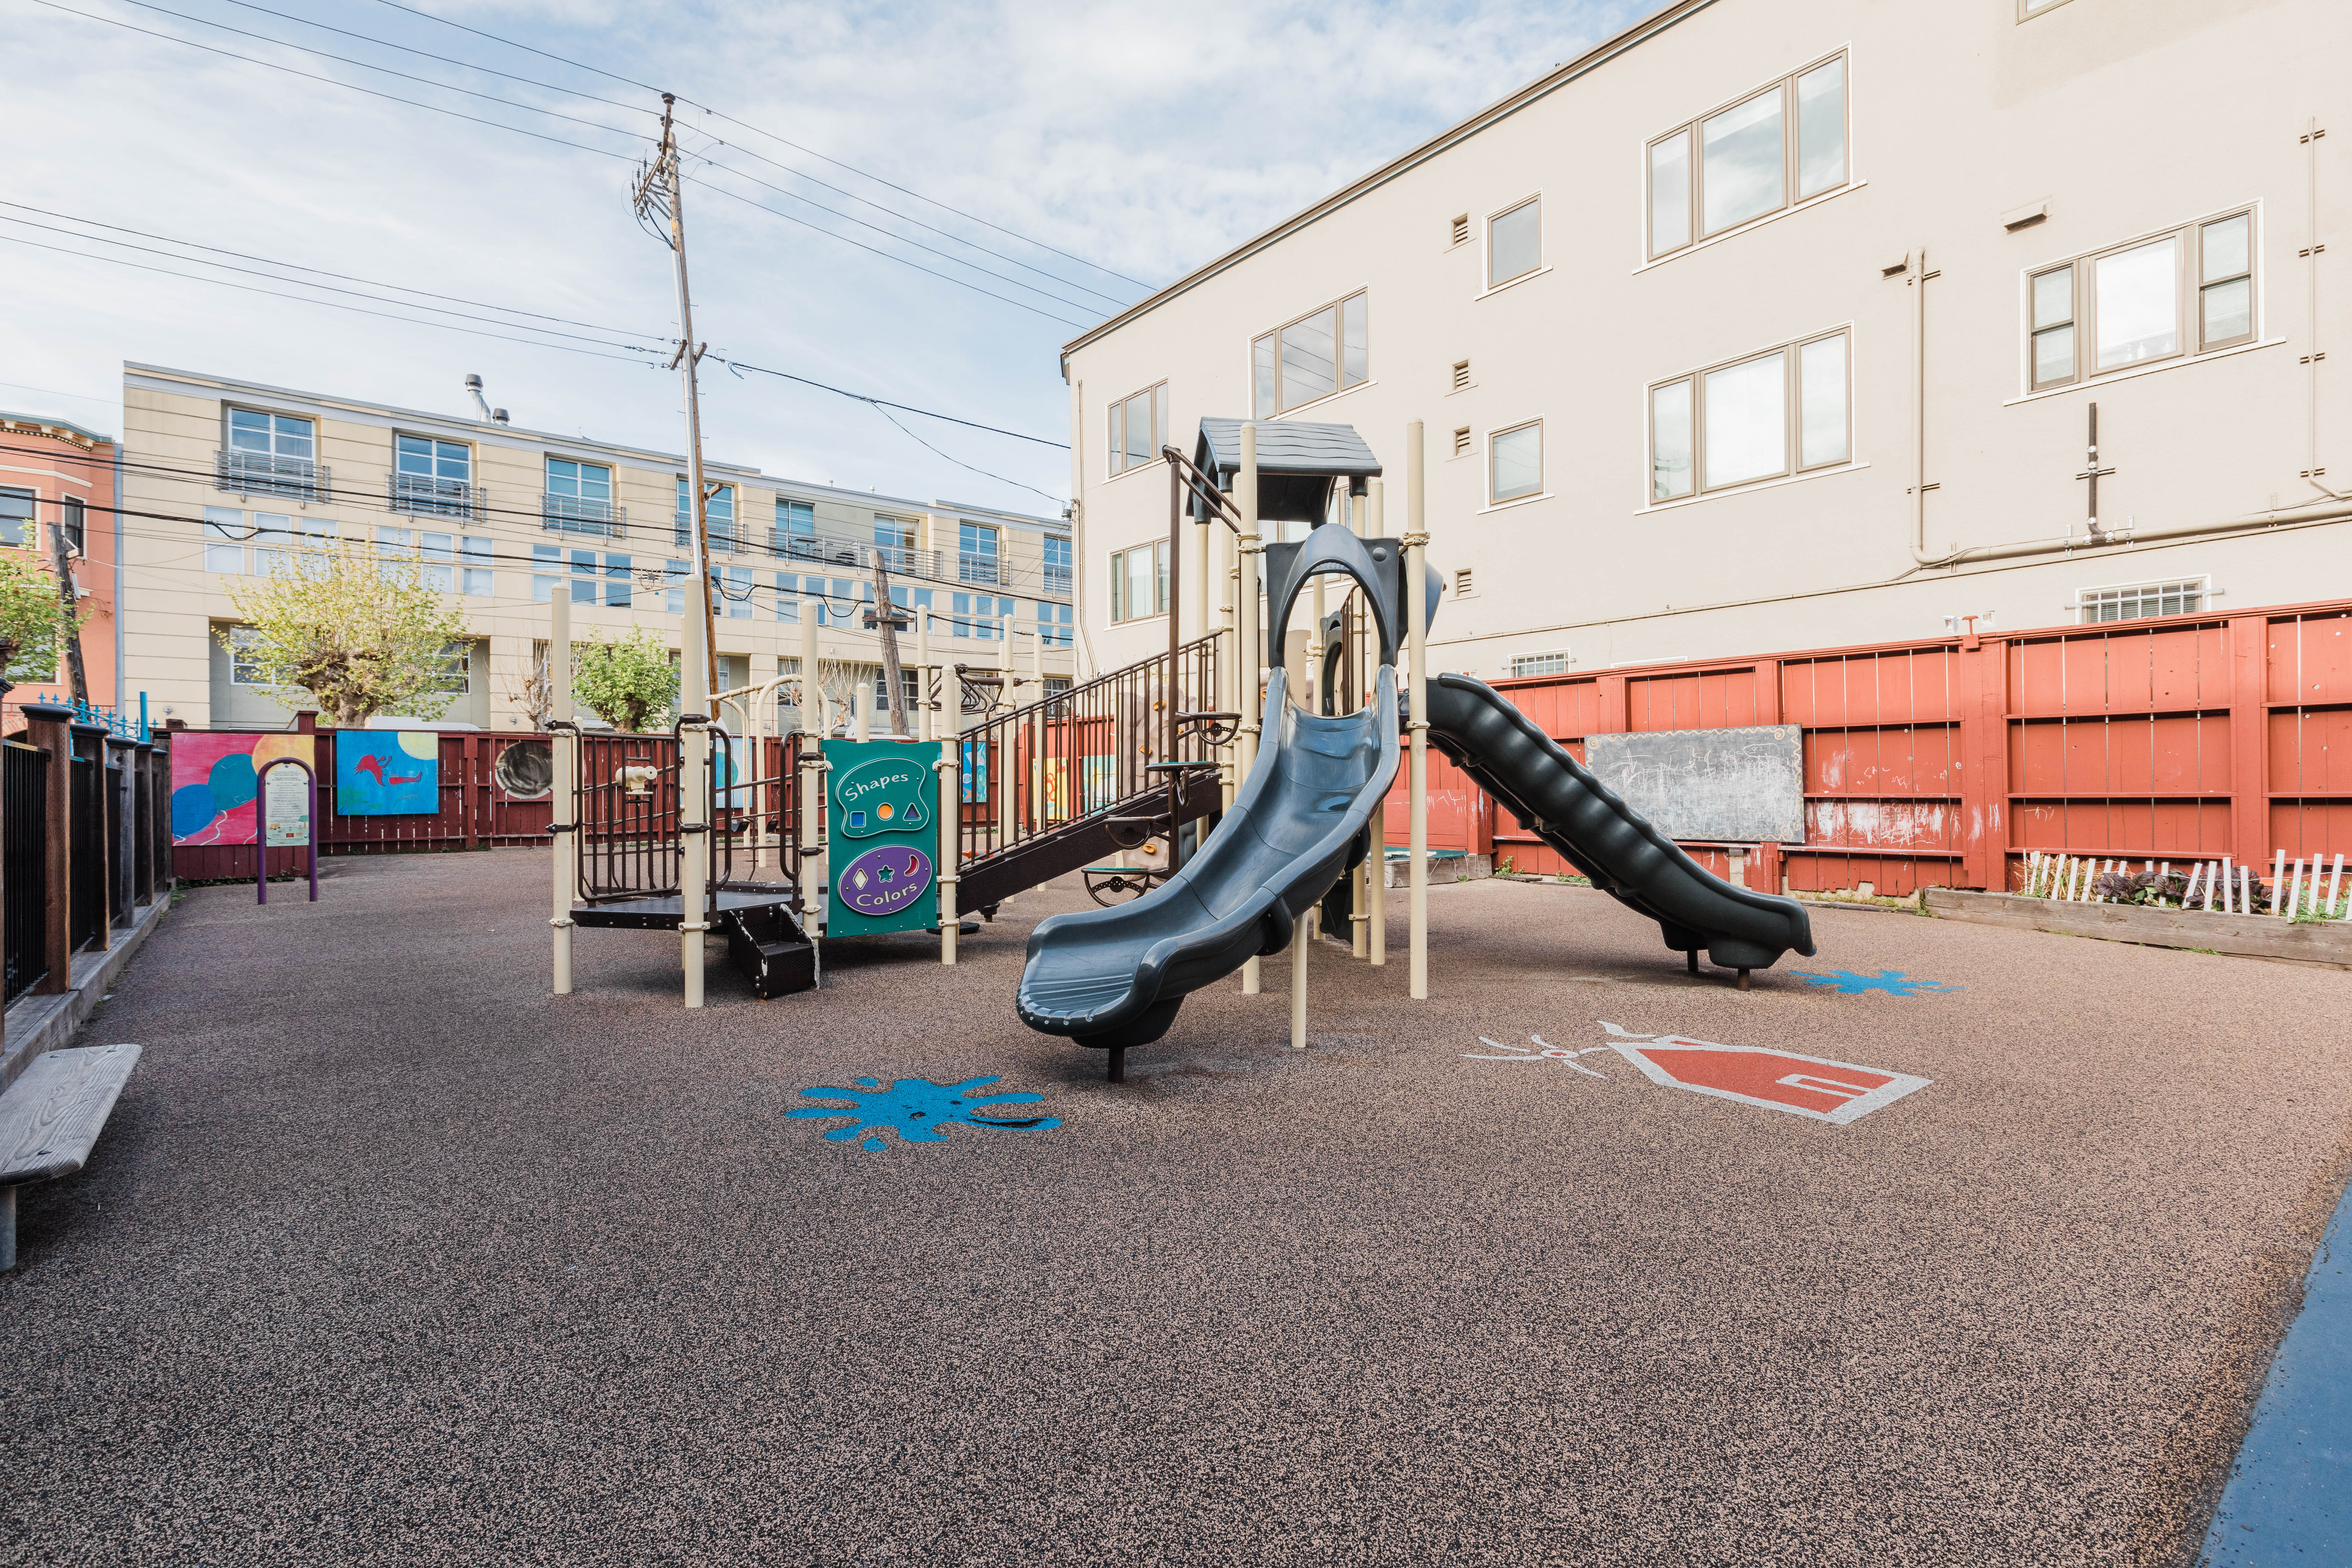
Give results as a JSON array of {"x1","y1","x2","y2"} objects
[{"x1": 4, "y1": 0, "x2": 1661, "y2": 514}]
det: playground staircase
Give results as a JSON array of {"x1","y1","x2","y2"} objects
[
  {"x1": 951, "y1": 633, "x2": 1229, "y2": 914},
  {"x1": 719, "y1": 892, "x2": 817, "y2": 999}
]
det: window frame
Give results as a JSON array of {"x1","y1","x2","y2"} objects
[
  {"x1": 1107, "y1": 380, "x2": 1170, "y2": 478},
  {"x1": 0, "y1": 486, "x2": 35, "y2": 550},
  {"x1": 2076, "y1": 575, "x2": 2210, "y2": 625},
  {"x1": 1646, "y1": 326, "x2": 1855, "y2": 503},
  {"x1": 1510, "y1": 651, "x2": 1572, "y2": 679},
  {"x1": 1484, "y1": 195, "x2": 1544, "y2": 292},
  {"x1": 2022, "y1": 206, "x2": 2257, "y2": 394},
  {"x1": 224, "y1": 405, "x2": 316, "y2": 462},
  {"x1": 1250, "y1": 289, "x2": 1371, "y2": 418},
  {"x1": 2017, "y1": 0, "x2": 2081, "y2": 19},
  {"x1": 1644, "y1": 49, "x2": 1851, "y2": 262},
  {"x1": 1487, "y1": 419, "x2": 1545, "y2": 506},
  {"x1": 1107, "y1": 541, "x2": 1170, "y2": 624}
]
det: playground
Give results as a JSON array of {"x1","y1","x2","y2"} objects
[{"x1": 6, "y1": 847, "x2": 2347, "y2": 1565}]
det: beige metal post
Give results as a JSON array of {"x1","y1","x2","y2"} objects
[
  {"x1": 937, "y1": 660, "x2": 961, "y2": 964},
  {"x1": 854, "y1": 682, "x2": 871, "y2": 742},
  {"x1": 1405, "y1": 421, "x2": 1430, "y2": 1000},
  {"x1": 549, "y1": 589, "x2": 575, "y2": 995},
  {"x1": 798, "y1": 601, "x2": 826, "y2": 945},
  {"x1": 1237, "y1": 422, "x2": 1263, "y2": 995},
  {"x1": 1367, "y1": 478, "x2": 1387, "y2": 968},
  {"x1": 679, "y1": 628, "x2": 709, "y2": 1009}
]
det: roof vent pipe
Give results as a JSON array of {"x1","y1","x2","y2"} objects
[{"x1": 464, "y1": 373, "x2": 495, "y2": 423}]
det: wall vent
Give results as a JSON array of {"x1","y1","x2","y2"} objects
[
  {"x1": 1451, "y1": 360, "x2": 1471, "y2": 392},
  {"x1": 1453, "y1": 567, "x2": 1476, "y2": 597},
  {"x1": 1451, "y1": 426, "x2": 1471, "y2": 458},
  {"x1": 1450, "y1": 214, "x2": 1470, "y2": 247}
]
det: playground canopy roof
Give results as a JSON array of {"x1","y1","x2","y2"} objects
[{"x1": 1191, "y1": 418, "x2": 1382, "y2": 523}]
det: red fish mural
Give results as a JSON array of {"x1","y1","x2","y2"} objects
[{"x1": 355, "y1": 754, "x2": 425, "y2": 787}]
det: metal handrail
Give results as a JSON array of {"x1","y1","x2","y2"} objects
[
  {"x1": 388, "y1": 472, "x2": 484, "y2": 519},
  {"x1": 954, "y1": 631, "x2": 1225, "y2": 876},
  {"x1": 216, "y1": 450, "x2": 328, "y2": 502},
  {"x1": 543, "y1": 494, "x2": 626, "y2": 536}
]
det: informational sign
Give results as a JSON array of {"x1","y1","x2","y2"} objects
[
  {"x1": 262, "y1": 761, "x2": 312, "y2": 847},
  {"x1": 824, "y1": 739, "x2": 944, "y2": 936}
]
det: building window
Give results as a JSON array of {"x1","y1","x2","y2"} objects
[
  {"x1": 950, "y1": 592, "x2": 1008, "y2": 639},
  {"x1": 873, "y1": 514, "x2": 916, "y2": 572},
  {"x1": 1488, "y1": 198, "x2": 1541, "y2": 289},
  {"x1": 1253, "y1": 290, "x2": 1369, "y2": 418},
  {"x1": 417, "y1": 531, "x2": 456, "y2": 592},
  {"x1": 1036, "y1": 600, "x2": 1074, "y2": 647},
  {"x1": 957, "y1": 522, "x2": 1000, "y2": 585},
  {"x1": 0, "y1": 488, "x2": 32, "y2": 549},
  {"x1": 461, "y1": 537, "x2": 493, "y2": 596},
  {"x1": 1648, "y1": 52, "x2": 1847, "y2": 259},
  {"x1": 433, "y1": 641, "x2": 474, "y2": 693},
  {"x1": 1109, "y1": 542, "x2": 1169, "y2": 623},
  {"x1": 2028, "y1": 210, "x2": 2255, "y2": 392},
  {"x1": 226, "y1": 625, "x2": 270, "y2": 685},
  {"x1": 677, "y1": 479, "x2": 739, "y2": 551},
  {"x1": 1511, "y1": 651, "x2": 1571, "y2": 678},
  {"x1": 2079, "y1": 579, "x2": 2206, "y2": 624},
  {"x1": 1042, "y1": 534, "x2": 1072, "y2": 594},
  {"x1": 533, "y1": 544, "x2": 631, "y2": 607},
  {"x1": 1649, "y1": 328, "x2": 1850, "y2": 500},
  {"x1": 1108, "y1": 382, "x2": 1168, "y2": 476},
  {"x1": 253, "y1": 513, "x2": 330, "y2": 576},
  {"x1": 392, "y1": 434, "x2": 475, "y2": 518},
  {"x1": 663, "y1": 559, "x2": 690, "y2": 615},
  {"x1": 2018, "y1": 0, "x2": 2078, "y2": 18},
  {"x1": 201, "y1": 505, "x2": 246, "y2": 572},
  {"x1": 711, "y1": 564, "x2": 752, "y2": 620},
  {"x1": 1489, "y1": 421, "x2": 1543, "y2": 503},
  {"x1": 545, "y1": 458, "x2": 618, "y2": 535},
  {"x1": 62, "y1": 497, "x2": 85, "y2": 554},
  {"x1": 220, "y1": 408, "x2": 323, "y2": 500}
]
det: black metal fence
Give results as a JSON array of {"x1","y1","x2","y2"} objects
[
  {"x1": 69, "y1": 744, "x2": 103, "y2": 953},
  {"x1": 4, "y1": 743, "x2": 46, "y2": 1003}
]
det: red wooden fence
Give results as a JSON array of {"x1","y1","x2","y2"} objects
[{"x1": 1384, "y1": 594, "x2": 2352, "y2": 896}]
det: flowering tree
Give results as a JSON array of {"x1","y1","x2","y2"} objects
[
  {"x1": 573, "y1": 628, "x2": 679, "y2": 734},
  {"x1": 0, "y1": 546, "x2": 84, "y2": 685},
  {"x1": 223, "y1": 538, "x2": 470, "y2": 727}
]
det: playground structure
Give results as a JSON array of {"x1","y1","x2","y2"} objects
[{"x1": 1016, "y1": 417, "x2": 1816, "y2": 1078}]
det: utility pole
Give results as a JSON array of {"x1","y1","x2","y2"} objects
[
  {"x1": 47, "y1": 504, "x2": 89, "y2": 704},
  {"x1": 635, "y1": 93, "x2": 720, "y2": 707},
  {"x1": 866, "y1": 555, "x2": 911, "y2": 737}
]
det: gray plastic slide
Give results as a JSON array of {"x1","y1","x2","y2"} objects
[
  {"x1": 1423, "y1": 671, "x2": 1814, "y2": 976},
  {"x1": 1017, "y1": 665, "x2": 1400, "y2": 1056}
]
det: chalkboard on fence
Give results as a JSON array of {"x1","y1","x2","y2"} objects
[{"x1": 1583, "y1": 724, "x2": 1805, "y2": 845}]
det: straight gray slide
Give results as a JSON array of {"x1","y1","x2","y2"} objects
[
  {"x1": 1424, "y1": 671, "x2": 1814, "y2": 978},
  {"x1": 1017, "y1": 665, "x2": 1400, "y2": 1060}
]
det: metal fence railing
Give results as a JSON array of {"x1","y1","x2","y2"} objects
[{"x1": 3, "y1": 742, "x2": 47, "y2": 1003}]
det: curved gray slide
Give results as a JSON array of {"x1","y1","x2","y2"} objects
[
  {"x1": 1424, "y1": 671, "x2": 1814, "y2": 975},
  {"x1": 1017, "y1": 665, "x2": 1400, "y2": 1056}
]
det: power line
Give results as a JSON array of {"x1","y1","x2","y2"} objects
[
  {"x1": 361, "y1": 0, "x2": 1149, "y2": 291},
  {"x1": 0, "y1": 201, "x2": 650, "y2": 338},
  {"x1": 29, "y1": 0, "x2": 1103, "y2": 335},
  {"x1": 201, "y1": 0, "x2": 1126, "y2": 308},
  {"x1": 679, "y1": 154, "x2": 1108, "y2": 317},
  {"x1": 684, "y1": 177, "x2": 1090, "y2": 330},
  {"x1": 0, "y1": 233, "x2": 658, "y2": 364},
  {"x1": 27, "y1": 0, "x2": 647, "y2": 164},
  {"x1": 715, "y1": 359, "x2": 1067, "y2": 449},
  {"x1": 99, "y1": 0, "x2": 648, "y2": 142},
  {"x1": 0, "y1": 214, "x2": 662, "y2": 354},
  {"x1": 861, "y1": 402, "x2": 1064, "y2": 507}
]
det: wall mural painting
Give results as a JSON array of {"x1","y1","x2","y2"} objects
[
  {"x1": 170, "y1": 733, "x2": 317, "y2": 846},
  {"x1": 336, "y1": 732, "x2": 442, "y2": 816}
]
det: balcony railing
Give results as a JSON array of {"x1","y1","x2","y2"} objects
[
  {"x1": 216, "y1": 450, "x2": 328, "y2": 504},
  {"x1": 1042, "y1": 565, "x2": 1073, "y2": 595},
  {"x1": 389, "y1": 472, "x2": 484, "y2": 520},
  {"x1": 769, "y1": 531, "x2": 944, "y2": 579},
  {"x1": 675, "y1": 513, "x2": 749, "y2": 554},
  {"x1": 543, "y1": 494, "x2": 625, "y2": 538},
  {"x1": 957, "y1": 551, "x2": 1004, "y2": 586}
]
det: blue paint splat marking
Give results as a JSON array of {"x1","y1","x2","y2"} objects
[
  {"x1": 1788, "y1": 968, "x2": 1965, "y2": 996},
  {"x1": 789, "y1": 1076, "x2": 1061, "y2": 1152}
]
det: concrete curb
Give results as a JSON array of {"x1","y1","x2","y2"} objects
[
  {"x1": 1924, "y1": 888, "x2": 2352, "y2": 967},
  {"x1": 0, "y1": 895, "x2": 170, "y2": 1093}
]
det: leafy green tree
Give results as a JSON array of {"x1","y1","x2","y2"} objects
[
  {"x1": 573, "y1": 627, "x2": 679, "y2": 734},
  {"x1": 0, "y1": 546, "x2": 84, "y2": 685},
  {"x1": 223, "y1": 538, "x2": 470, "y2": 727}
]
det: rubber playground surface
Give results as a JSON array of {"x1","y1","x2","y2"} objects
[{"x1": 5, "y1": 853, "x2": 2348, "y2": 1566}]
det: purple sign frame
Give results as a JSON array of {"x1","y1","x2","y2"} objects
[
  {"x1": 838, "y1": 844, "x2": 935, "y2": 918},
  {"x1": 255, "y1": 758, "x2": 320, "y2": 904}
]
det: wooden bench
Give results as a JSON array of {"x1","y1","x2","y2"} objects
[{"x1": 0, "y1": 1043, "x2": 142, "y2": 1270}]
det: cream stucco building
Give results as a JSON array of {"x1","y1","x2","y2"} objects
[
  {"x1": 117, "y1": 363, "x2": 1074, "y2": 731},
  {"x1": 1061, "y1": 0, "x2": 2348, "y2": 678}
]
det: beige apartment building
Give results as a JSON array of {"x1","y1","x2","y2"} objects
[
  {"x1": 117, "y1": 363, "x2": 1075, "y2": 731},
  {"x1": 1062, "y1": 0, "x2": 2347, "y2": 679}
]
